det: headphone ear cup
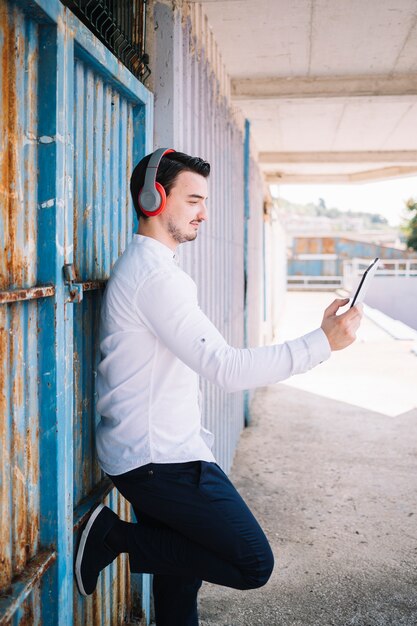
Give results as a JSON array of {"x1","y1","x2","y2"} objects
[
  {"x1": 154, "y1": 182, "x2": 167, "y2": 215},
  {"x1": 138, "y1": 182, "x2": 167, "y2": 217}
]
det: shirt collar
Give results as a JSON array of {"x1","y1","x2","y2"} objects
[{"x1": 133, "y1": 234, "x2": 178, "y2": 264}]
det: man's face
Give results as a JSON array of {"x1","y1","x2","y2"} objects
[{"x1": 161, "y1": 170, "x2": 208, "y2": 245}]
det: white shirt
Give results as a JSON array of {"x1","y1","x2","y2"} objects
[{"x1": 95, "y1": 234, "x2": 331, "y2": 475}]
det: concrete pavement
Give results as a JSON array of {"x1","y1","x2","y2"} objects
[{"x1": 198, "y1": 291, "x2": 417, "y2": 626}]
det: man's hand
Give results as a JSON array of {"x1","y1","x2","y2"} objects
[{"x1": 321, "y1": 298, "x2": 363, "y2": 351}]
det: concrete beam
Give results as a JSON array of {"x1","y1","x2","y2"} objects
[
  {"x1": 260, "y1": 151, "x2": 417, "y2": 164},
  {"x1": 232, "y1": 74, "x2": 417, "y2": 100},
  {"x1": 264, "y1": 166, "x2": 417, "y2": 184}
]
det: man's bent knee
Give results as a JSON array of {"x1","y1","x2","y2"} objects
[{"x1": 240, "y1": 545, "x2": 274, "y2": 590}]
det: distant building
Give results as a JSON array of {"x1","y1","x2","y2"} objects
[{"x1": 287, "y1": 234, "x2": 413, "y2": 278}]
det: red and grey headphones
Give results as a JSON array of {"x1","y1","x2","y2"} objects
[{"x1": 137, "y1": 148, "x2": 175, "y2": 217}]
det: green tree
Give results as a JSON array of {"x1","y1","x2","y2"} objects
[{"x1": 404, "y1": 198, "x2": 417, "y2": 251}]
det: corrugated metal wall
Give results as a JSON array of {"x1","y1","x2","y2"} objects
[
  {"x1": 247, "y1": 153, "x2": 268, "y2": 348},
  {"x1": 178, "y1": 7, "x2": 246, "y2": 472},
  {"x1": 151, "y1": 1, "x2": 268, "y2": 472},
  {"x1": 71, "y1": 48, "x2": 140, "y2": 626},
  {"x1": 0, "y1": 1, "x2": 152, "y2": 624}
]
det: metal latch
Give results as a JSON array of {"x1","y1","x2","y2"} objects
[{"x1": 63, "y1": 264, "x2": 83, "y2": 303}]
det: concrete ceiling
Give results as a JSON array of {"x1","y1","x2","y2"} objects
[{"x1": 201, "y1": 0, "x2": 417, "y2": 183}]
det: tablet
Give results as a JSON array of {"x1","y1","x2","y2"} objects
[{"x1": 350, "y1": 258, "x2": 380, "y2": 308}]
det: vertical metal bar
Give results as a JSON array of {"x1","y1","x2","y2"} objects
[
  {"x1": 0, "y1": 3, "x2": 16, "y2": 588},
  {"x1": 23, "y1": 19, "x2": 41, "y2": 600},
  {"x1": 243, "y1": 119, "x2": 250, "y2": 427},
  {"x1": 63, "y1": 13, "x2": 76, "y2": 626},
  {"x1": 93, "y1": 76, "x2": 104, "y2": 279},
  {"x1": 110, "y1": 91, "x2": 120, "y2": 267},
  {"x1": 142, "y1": 0, "x2": 147, "y2": 60},
  {"x1": 37, "y1": 14, "x2": 74, "y2": 625},
  {"x1": 10, "y1": 10, "x2": 26, "y2": 577},
  {"x1": 73, "y1": 58, "x2": 84, "y2": 512},
  {"x1": 0, "y1": 0, "x2": 11, "y2": 593},
  {"x1": 102, "y1": 83, "x2": 112, "y2": 277},
  {"x1": 84, "y1": 66, "x2": 94, "y2": 279},
  {"x1": 126, "y1": 104, "x2": 134, "y2": 238},
  {"x1": 262, "y1": 216, "x2": 267, "y2": 323},
  {"x1": 129, "y1": 93, "x2": 153, "y2": 626},
  {"x1": 118, "y1": 99, "x2": 127, "y2": 250}
]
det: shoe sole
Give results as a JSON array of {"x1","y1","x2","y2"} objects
[{"x1": 75, "y1": 503, "x2": 106, "y2": 596}]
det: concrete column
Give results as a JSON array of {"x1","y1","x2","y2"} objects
[{"x1": 152, "y1": 2, "x2": 184, "y2": 149}]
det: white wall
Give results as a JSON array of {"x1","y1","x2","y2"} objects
[{"x1": 364, "y1": 278, "x2": 417, "y2": 330}]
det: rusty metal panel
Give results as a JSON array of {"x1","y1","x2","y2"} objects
[
  {"x1": 72, "y1": 55, "x2": 136, "y2": 504},
  {"x1": 0, "y1": 3, "x2": 43, "y2": 624},
  {"x1": 71, "y1": 49, "x2": 146, "y2": 625},
  {"x1": 0, "y1": 1, "x2": 153, "y2": 625},
  {"x1": 70, "y1": 13, "x2": 152, "y2": 626}
]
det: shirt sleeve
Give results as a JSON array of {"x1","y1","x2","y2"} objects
[{"x1": 134, "y1": 268, "x2": 331, "y2": 393}]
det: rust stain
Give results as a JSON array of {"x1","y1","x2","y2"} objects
[
  {"x1": 92, "y1": 583, "x2": 100, "y2": 623},
  {"x1": 0, "y1": 2, "x2": 11, "y2": 292},
  {"x1": 0, "y1": 313, "x2": 8, "y2": 448},
  {"x1": 26, "y1": 421, "x2": 40, "y2": 560},
  {"x1": 10, "y1": 306, "x2": 23, "y2": 409},
  {"x1": 9, "y1": 303, "x2": 26, "y2": 574},
  {"x1": 82, "y1": 280, "x2": 106, "y2": 292},
  {"x1": 7, "y1": 8, "x2": 25, "y2": 290},
  {"x1": 11, "y1": 420, "x2": 27, "y2": 575},
  {"x1": 308, "y1": 238, "x2": 318, "y2": 254},
  {"x1": 0, "y1": 549, "x2": 56, "y2": 621},
  {"x1": 0, "y1": 312, "x2": 12, "y2": 591},
  {"x1": 18, "y1": 597, "x2": 34, "y2": 626},
  {"x1": 83, "y1": 203, "x2": 91, "y2": 225},
  {"x1": 124, "y1": 551, "x2": 131, "y2": 620},
  {"x1": 27, "y1": 30, "x2": 38, "y2": 287},
  {"x1": 323, "y1": 237, "x2": 335, "y2": 254},
  {"x1": 0, "y1": 2, "x2": 31, "y2": 290},
  {"x1": 0, "y1": 285, "x2": 55, "y2": 304}
]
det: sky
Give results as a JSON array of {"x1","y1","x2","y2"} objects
[{"x1": 270, "y1": 175, "x2": 417, "y2": 227}]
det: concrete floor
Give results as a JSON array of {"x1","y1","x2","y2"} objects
[{"x1": 198, "y1": 291, "x2": 417, "y2": 626}]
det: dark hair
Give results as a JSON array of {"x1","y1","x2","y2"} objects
[{"x1": 130, "y1": 150, "x2": 210, "y2": 220}]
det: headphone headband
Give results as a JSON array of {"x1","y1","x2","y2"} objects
[{"x1": 138, "y1": 148, "x2": 175, "y2": 216}]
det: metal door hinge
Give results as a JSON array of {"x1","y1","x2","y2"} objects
[{"x1": 63, "y1": 264, "x2": 83, "y2": 303}]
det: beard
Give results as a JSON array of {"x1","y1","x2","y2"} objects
[{"x1": 167, "y1": 216, "x2": 198, "y2": 243}]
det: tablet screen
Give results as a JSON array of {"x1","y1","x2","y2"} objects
[{"x1": 350, "y1": 258, "x2": 380, "y2": 308}]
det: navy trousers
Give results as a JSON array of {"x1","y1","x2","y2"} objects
[{"x1": 107, "y1": 460, "x2": 274, "y2": 626}]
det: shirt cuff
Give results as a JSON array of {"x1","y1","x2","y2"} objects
[
  {"x1": 303, "y1": 327, "x2": 332, "y2": 367},
  {"x1": 285, "y1": 327, "x2": 331, "y2": 377}
]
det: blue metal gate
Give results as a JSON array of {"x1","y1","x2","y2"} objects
[{"x1": 0, "y1": 0, "x2": 152, "y2": 623}]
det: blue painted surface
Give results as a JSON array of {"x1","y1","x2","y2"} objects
[{"x1": 1, "y1": 1, "x2": 152, "y2": 624}]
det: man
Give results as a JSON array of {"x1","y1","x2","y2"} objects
[{"x1": 75, "y1": 150, "x2": 363, "y2": 625}]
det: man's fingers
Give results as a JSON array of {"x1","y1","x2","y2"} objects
[
  {"x1": 321, "y1": 299, "x2": 364, "y2": 351},
  {"x1": 324, "y1": 298, "x2": 350, "y2": 317}
]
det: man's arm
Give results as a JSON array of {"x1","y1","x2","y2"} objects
[{"x1": 134, "y1": 270, "x2": 359, "y2": 393}]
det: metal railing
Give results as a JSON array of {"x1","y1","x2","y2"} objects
[
  {"x1": 343, "y1": 257, "x2": 417, "y2": 292},
  {"x1": 287, "y1": 275, "x2": 343, "y2": 290},
  {"x1": 60, "y1": 0, "x2": 150, "y2": 81}
]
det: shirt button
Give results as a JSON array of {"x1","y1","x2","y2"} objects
[{"x1": 148, "y1": 470, "x2": 154, "y2": 476}]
